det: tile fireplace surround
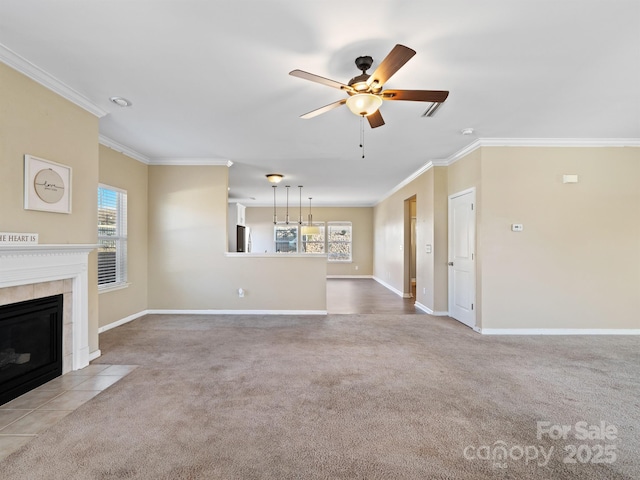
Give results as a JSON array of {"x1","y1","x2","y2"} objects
[{"x1": 0, "y1": 245, "x2": 97, "y2": 375}]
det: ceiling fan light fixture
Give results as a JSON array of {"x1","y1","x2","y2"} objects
[
  {"x1": 266, "y1": 173, "x2": 284, "y2": 183},
  {"x1": 346, "y1": 93, "x2": 383, "y2": 117}
]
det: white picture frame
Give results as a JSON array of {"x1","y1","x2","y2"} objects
[{"x1": 24, "y1": 154, "x2": 72, "y2": 214}]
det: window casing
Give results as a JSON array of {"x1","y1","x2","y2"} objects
[
  {"x1": 98, "y1": 185, "x2": 127, "y2": 288},
  {"x1": 327, "y1": 222, "x2": 352, "y2": 262}
]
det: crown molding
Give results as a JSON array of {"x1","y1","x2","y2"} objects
[
  {"x1": 374, "y1": 158, "x2": 449, "y2": 206},
  {"x1": 476, "y1": 138, "x2": 640, "y2": 148},
  {"x1": 375, "y1": 137, "x2": 640, "y2": 206},
  {"x1": 99, "y1": 135, "x2": 151, "y2": 164},
  {"x1": 150, "y1": 158, "x2": 233, "y2": 167},
  {"x1": 0, "y1": 42, "x2": 108, "y2": 118}
]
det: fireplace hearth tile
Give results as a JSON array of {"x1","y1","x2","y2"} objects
[
  {"x1": 37, "y1": 390, "x2": 100, "y2": 410},
  {"x1": 0, "y1": 389, "x2": 62, "y2": 410},
  {"x1": 66, "y1": 364, "x2": 111, "y2": 376},
  {"x1": 0, "y1": 409, "x2": 30, "y2": 429},
  {"x1": 0, "y1": 409, "x2": 72, "y2": 435},
  {"x1": 71, "y1": 375, "x2": 124, "y2": 391},
  {"x1": 33, "y1": 375, "x2": 91, "y2": 392},
  {"x1": 0, "y1": 363, "x2": 136, "y2": 462},
  {"x1": 97, "y1": 365, "x2": 138, "y2": 376}
]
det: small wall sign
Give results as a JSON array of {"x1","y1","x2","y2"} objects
[{"x1": 0, "y1": 232, "x2": 39, "y2": 245}]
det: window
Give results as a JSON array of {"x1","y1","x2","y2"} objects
[
  {"x1": 98, "y1": 185, "x2": 127, "y2": 288},
  {"x1": 301, "y1": 223, "x2": 325, "y2": 253},
  {"x1": 274, "y1": 225, "x2": 298, "y2": 253},
  {"x1": 327, "y1": 222, "x2": 352, "y2": 262}
]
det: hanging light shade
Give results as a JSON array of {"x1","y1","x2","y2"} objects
[
  {"x1": 346, "y1": 93, "x2": 382, "y2": 116},
  {"x1": 301, "y1": 197, "x2": 320, "y2": 236}
]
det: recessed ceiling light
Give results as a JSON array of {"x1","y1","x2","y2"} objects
[
  {"x1": 109, "y1": 96, "x2": 132, "y2": 107},
  {"x1": 461, "y1": 128, "x2": 474, "y2": 135}
]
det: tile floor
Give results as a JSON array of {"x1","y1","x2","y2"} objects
[{"x1": 0, "y1": 363, "x2": 137, "y2": 461}]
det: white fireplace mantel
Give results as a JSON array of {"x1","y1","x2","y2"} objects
[{"x1": 0, "y1": 244, "x2": 98, "y2": 371}]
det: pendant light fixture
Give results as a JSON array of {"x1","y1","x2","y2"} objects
[
  {"x1": 285, "y1": 185, "x2": 290, "y2": 224},
  {"x1": 272, "y1": 185, "x2": 278, "y2": 224},
  {"x1": 298, "y1": 186, "x2": 303, "y2": 225},
  {"x1": 301, "y1": 197, "x2": 321, "y2": 236}
]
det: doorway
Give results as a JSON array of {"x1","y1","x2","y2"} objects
[
  {"x1": 448, "y1": 188, "x2": 476, "y2": 329},
  {"x1": 404, "y1": 196, "x2": 417, "y2": 298}
]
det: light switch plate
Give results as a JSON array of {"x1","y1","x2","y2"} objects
[{"x1": 425, "y1": 244, "x2": 432, "y2": 253}]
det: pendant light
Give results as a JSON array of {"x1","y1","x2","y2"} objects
[
  {"x1": 272, "y1": 185, "x2": 278, "y2": 224},
  {"x1": 301, "y1": 197, "x2": 320, "y2": 236},
  {"x1": 285, "y1": 185, "x2": 290, "y2": 224},
  {"x1": 298, "y1": 186, "x2": 303, "y2": 225}
]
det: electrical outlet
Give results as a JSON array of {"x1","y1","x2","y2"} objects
[
  {"x1": 238, "y1": 288, "x2": 244, "y2": 298},
  {"x1": 354, "y1": 265, "x2": 359, "y2": 271},
  {"x1": 423, "y1": 288, "x2": 426, "y2": 295}
]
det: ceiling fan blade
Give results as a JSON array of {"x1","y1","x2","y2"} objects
[
  {"x1": 300, "y1": 99, "x2": 347, "y2": 119},
  {"x1": 367, "y1": 110, "x2": 385, "y2": 128},
  {"x1": 366, "y1": 44, "x2": 416, "y2": 88},
  {"x1": 290, "y1": 69, "x2": 353, "y2": 92},
  {"x1": 381, "y1": 89, "x2": 449, "y2": 103}
]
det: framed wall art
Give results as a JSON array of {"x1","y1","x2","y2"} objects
[{"x1": 24, "y1": 154, "x2": 72, "y2": 214}]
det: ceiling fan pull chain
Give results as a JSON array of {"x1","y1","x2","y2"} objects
[{"x1": 360, "y1": 115, "x2": 365, "y2": 159}]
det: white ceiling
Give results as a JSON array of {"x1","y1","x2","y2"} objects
[{"x1": 1, "y1": 1, "x2": 639, "y2": 206}]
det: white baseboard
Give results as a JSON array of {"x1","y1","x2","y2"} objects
[
  {"x1": 146, "y1": 309, "x2": 327, "y2": 316},
  {"x1": 98, "y1": 308, "x2": 328, "y2": 334},
  {"x1": 89, "y1": 349, "x2": 102, "y2": 361},
  {"x1": 98, "y1": 310, "x2": 150, "y2": 333},
  {"x1": 372, "y1": 276, "x2": 404, "y2": 298},
  {"x1": 414, "y1": 302, "x2": 449, "y2": 316},
  {"x1": 479, "y1": 328, "x2": 640, "y2": 335},
  {"x1": 327, "y1": 275, "x2": 373, "y2": 279}
]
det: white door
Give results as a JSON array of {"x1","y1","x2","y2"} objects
[{"x1": 448, "y1": 189, "x2": 476, "y2": 328}]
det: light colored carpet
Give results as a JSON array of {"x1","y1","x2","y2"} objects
[{"x1": 2, "y1": 313, "x2": 638, "y2": 479}]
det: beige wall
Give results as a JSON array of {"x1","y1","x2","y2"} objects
[
  {"x1": 98, "y1": 145, "x2": 149, "y2": 327},
  {"x1": 375, "y1": 145, "x2": 640, "y2": 330},
  {"x1": 148, "y1": 166, "x2": 326, "y2": 311},
  {"x1": 373, "y1": 167, "x2": 448, "y2": 312},
  {"x1": 479, "y1": 146, "x2": 640, "y2": 329},
  {"x1": 0, "y1": 62, "x2": 100, "y2": 352},
  {"x1": 244, "y1": 206, "x2": 373, "y2": 276}
]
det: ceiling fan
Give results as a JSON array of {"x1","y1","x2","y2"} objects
[{"x1": 289, "y1": 44, "x2": 449, "y2": 128}]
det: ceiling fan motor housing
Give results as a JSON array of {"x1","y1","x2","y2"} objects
[{"x1": 355, "y1": 55, "x2": 373, "y2": 72}]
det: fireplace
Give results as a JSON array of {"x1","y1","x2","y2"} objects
[
  {"x1": 0, "y1": 244, "x2": 96, "y2": 399},
  {"x1": 0, "y1": 294, "x2": 63, "y2": 405}
]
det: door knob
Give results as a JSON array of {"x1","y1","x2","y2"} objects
[{"x1": 448, "y1": 262, "x2": 454, "y2": 266}]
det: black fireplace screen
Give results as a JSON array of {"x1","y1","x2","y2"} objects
[{"x1": 0, "y1": 294, "x2": 63, "y2": 405}]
